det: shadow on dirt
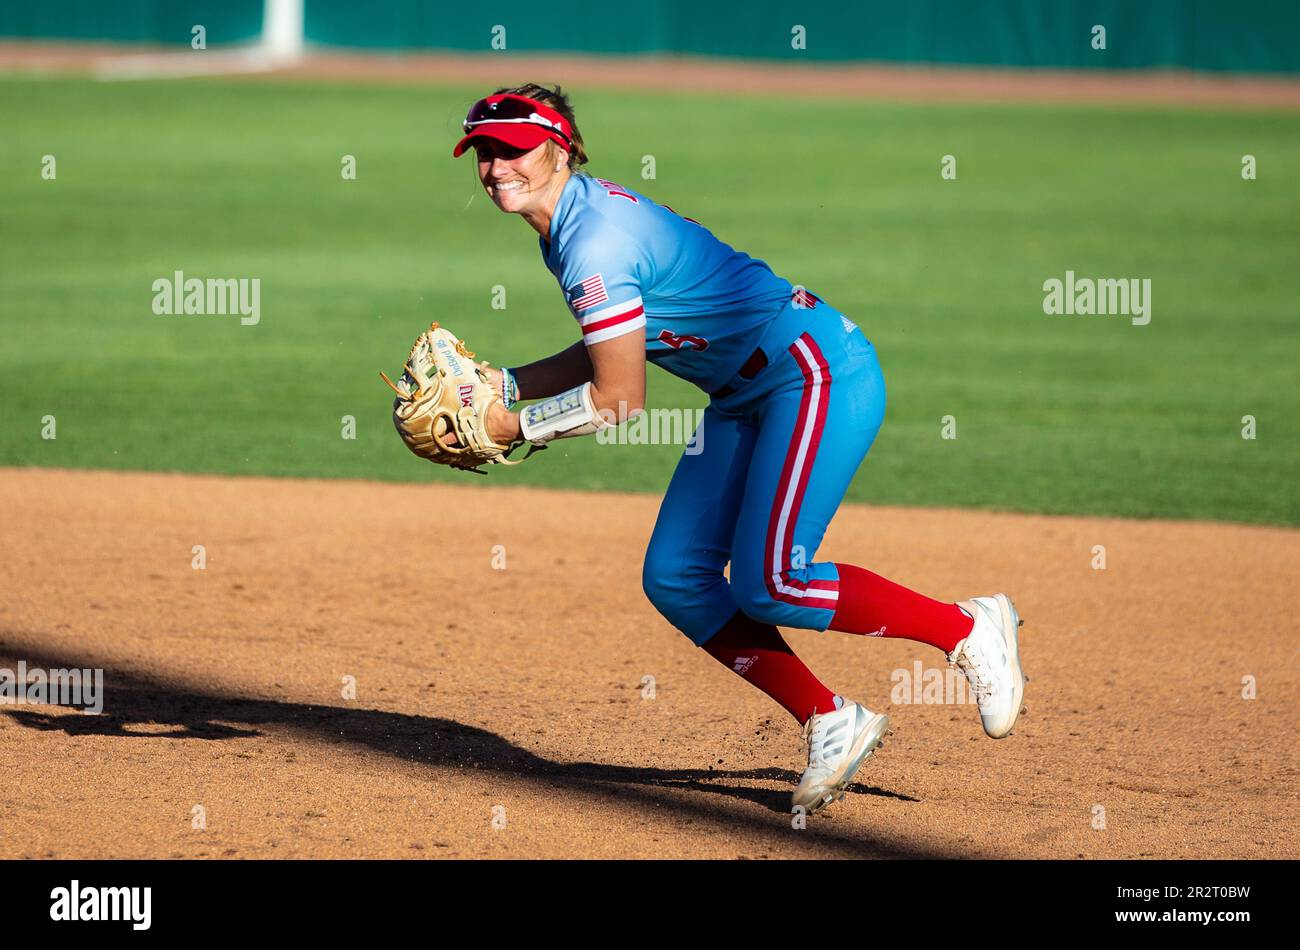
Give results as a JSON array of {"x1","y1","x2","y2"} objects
[{"x1": 1, "y1": 639, "x2": 941, "y2": 859}]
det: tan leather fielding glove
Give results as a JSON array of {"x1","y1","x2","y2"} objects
[{"x1": 380, "y1": 323, "x2": 524, "y2": 473}]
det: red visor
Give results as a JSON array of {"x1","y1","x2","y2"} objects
[{"x1": 452, "y1": 94, "x2": 573, "y2": 158}]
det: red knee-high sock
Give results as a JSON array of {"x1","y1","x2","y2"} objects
[
  {"x1": 829, "y1": 563, "x2": 973, "y2": 653},
  {"x1": 703, "y1": 611, "x2": 837, "y2": 725}
]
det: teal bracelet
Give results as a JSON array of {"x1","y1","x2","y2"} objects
[{"x1": 500, "y1": 367, "x2": 519, "y2": 408}]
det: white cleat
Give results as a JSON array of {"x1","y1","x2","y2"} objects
[
  {"x1": 950, "y1": 593, "x2": 1026, "y2": 739},
  {"x1": 792, "y1": 700, "x2": 889, "y2": 815}
]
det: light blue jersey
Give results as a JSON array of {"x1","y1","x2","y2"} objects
[
  {"x1": 536, "y1": 174, "x2": 895, "y2": 657},
  {"x1": 540, "y1": 173, "x2": 794, "y2": 392}
]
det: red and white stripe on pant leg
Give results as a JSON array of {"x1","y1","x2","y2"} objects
[{"x1": 764, "y1": 333, "x2": 839, "y2": 610}]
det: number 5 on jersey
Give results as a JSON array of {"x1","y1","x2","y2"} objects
[{"x1": 658, "y1": 329, "x2": 709, "y2": 352}]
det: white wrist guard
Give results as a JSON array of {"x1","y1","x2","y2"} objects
[{"x1": 519, "y1": 382, "x2": 610, "y2": 445}]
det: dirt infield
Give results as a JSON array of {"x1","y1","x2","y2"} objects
[
  {"x1": 1, "y1": 467, "x2": 1294, "y2": 859},
  {"x1": 3, "y1": 41, "x2": 1300, "y2": 109}
]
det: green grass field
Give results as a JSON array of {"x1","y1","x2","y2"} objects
[{"x1": 2, "y1": 76, "x2": 1297, "y2": 524}]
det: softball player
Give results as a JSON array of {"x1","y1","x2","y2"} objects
[{"x1": 454, "y1": 84, "x2": 1026, "y2": 814}]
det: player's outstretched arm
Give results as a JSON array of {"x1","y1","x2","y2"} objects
[
  {"x1": 483, "y1": 331, "x2": 647, "y2": 447},
  {"x1": 486, "y1": 332, "x2": 645, "y2": 423}
]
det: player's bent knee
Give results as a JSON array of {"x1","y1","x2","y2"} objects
[
  {"x1": 641, "y1": 547, "x2": 736, "y2": 643},
  {"x1": 640, "y1": 548, "x2": 681, "y2": 617},
  {"x1": 641, "y1": 571, "x2": 707, "y2": 639}
]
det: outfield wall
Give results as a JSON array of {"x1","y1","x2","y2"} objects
[
  {"x1": 0, "y1": 0, "x2": 263, "y2": 46},
  {"x1": 1, "y1": 0, "x2": 1297, "y2": 73}
]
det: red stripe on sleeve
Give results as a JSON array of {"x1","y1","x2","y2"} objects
[{"x1": 581, "y1": 304, "x2": 645, "y2": 335}]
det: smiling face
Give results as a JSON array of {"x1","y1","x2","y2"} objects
[{"x1": 475, "y1": 138, "x2": 568, "y2": 215}]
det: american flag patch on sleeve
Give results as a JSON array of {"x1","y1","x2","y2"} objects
[{"x1": 567, "y1": 274, "x2": 609, "y2": 312}]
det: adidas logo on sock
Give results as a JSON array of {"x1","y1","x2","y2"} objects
[{"x1": 732, "y1": 656, "x2": 756, "y2": 675}]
